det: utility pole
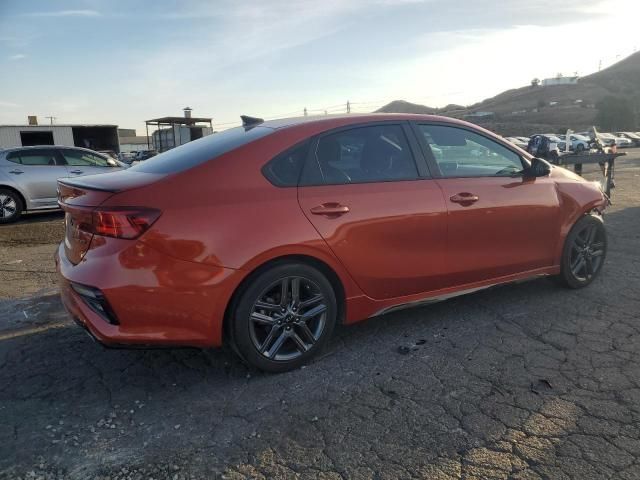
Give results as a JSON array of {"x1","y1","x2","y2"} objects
[
  {"x1": 45, "y1": 116, "x2": 56, "y2": 125},
  {"x1": 598, "y1": 59, "x2": 602, "y2": 71},
  {"x1": 346, "y1": 100, "x2": 351, "y2": 114}
]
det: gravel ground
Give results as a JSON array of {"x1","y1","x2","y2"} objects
[
  {"x1": 0, "y1": 211, "x2": 63, "y2": 299},
  {"x1": 1, "y1": 152, "x2": 639, "y2": 479}
]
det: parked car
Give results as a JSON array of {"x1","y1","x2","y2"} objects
[
  {"x1": 577, "y1": 132, "x2": 614, "y2": 147},
  {"x1": 615, "y1": 132, "x2": 640, "y2": 147},
  {"x1": 610, "y1": 134, "x2": 633, "y2": 148},
  {"x1": 505, "y1": 137, "x2": 528, "y2": 149},
  {"x1": 529, "y1": 134, "x2": 562, "y2": 157},
  {"x1": 557, "y1": 134, "x2": 590, "y2": 152},
  {"x1": 597, "y1": 133, "x2": 632, "y2": 148},
  {"x1": 0, "y1": 146, "x2": 124, "y2": 223},
  {"x1": 98, "y1": 150, "x2": 119, "y2": 160},
  {"x1": 118, "y1": 152, "x2": 136, "y2": 164},
  {"x1": 56, "y1": 114, "x2": 608, "y2": 372},
  {"x1": 133, "y1": 150, "x2": 157, "y2": 161}
]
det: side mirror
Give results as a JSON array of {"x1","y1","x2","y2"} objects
[{"x1": 524, "y1": 157, "x2": 551, "y2": 178}]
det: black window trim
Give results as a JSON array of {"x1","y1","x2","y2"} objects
[
  {"x1": 298, "y1": 120, "x2": 431, "y2": 187},
  {"x1": 409, "y1": 121, "x2": 532, "y2": 180}
]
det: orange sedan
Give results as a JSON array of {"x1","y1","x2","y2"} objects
[{"x1": 56, "y1": 114, "x2": 608, "y2": 372}]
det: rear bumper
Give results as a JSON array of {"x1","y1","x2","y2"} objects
[{"x1": 55, "y1": 241, "x2": 241, "y2": 348}]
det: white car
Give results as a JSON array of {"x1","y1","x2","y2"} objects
[
  {"x1": 599, "y1": 133, "x2": 633, "y2": 148},
  {"x1": 557, "y1": 134, "x2": 590, "y2": 152},
  {"x1": 615, "y1": 132, "x2": 640, "y2": 147}
]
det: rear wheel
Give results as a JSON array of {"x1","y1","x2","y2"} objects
[
  {"x1": 558, "y1": 215, "x2": 607, "y2": 288},
  {"x1": 230, "y1": 263, "x2": 337, "y2": 372},
  {"x1": 0, "y1": 189, "x2": 23, "y2": 224}
]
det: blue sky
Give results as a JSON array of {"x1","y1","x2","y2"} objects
[{"x1": 0, "y1": 0, "x2": 637, "y2": 133}]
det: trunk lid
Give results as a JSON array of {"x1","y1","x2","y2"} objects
[{"x1": 57, "y1": 171, "x2": 165, "y2": 264}]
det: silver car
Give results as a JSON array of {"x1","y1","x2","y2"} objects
[{"x1": 0, "y1": 146, "x2": 124, "y2": 223}]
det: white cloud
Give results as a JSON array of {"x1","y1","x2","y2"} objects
[
  {"x1": 364, "y1": 1, "x2": 640, "y2": 108},
  {"x1": 8, "y1": 54, "x2": 26, "y2": 61},
  {"x1": 23, "y1": 10, "x2": 101, "y2": 18}
]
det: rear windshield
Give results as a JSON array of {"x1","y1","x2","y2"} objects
[{"x1": 130, "y1": 125, "x2": 273, "y2": 174}]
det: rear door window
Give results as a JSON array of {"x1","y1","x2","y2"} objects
[
  {"x1": 304, "y1": 124, "x2": 419, "y2": 185},
  {"x1": 6, "y1": 149, "x2": 60, "y2": 166}
]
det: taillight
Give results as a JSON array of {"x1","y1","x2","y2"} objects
[{"x1": 90, "y1": 207, "x2": 161, "y2": 239}]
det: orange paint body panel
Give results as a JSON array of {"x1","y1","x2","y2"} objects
[{"x1": 55, "y1": 114, "x2": 607, "y2": 349}]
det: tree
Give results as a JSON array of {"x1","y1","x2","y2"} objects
[
  {"x1": 595, "y1": 95, "x2": 637, "y2": 131},
  {"x1": 531, "y1": 78, "x2": 540, "y2": 87}
]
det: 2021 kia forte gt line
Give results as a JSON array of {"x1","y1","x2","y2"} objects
[{"x1": 56, "y1": 114, "x2": 608, "y2": 372}]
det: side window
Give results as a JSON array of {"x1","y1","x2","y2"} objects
[
  {"x1": 63, "y1": 150, "x2": 110, "y2": 167},
  {"x1": 311, "y1": 124, "x2": 418, "y2": 185},
  {"x1": 6, "y1": 152, "x2": 21, "y2": 164},
  {"x1": 11, "y1": 149, "x2": 59, "y2": 166},
  {"x1": 262, "y1": 141, "x2": 310, "y2": 187},
  {"x1": 418, "y1": 125, "x2": 524, "y2": 178},
  {"x1": 89, "y1": 153, "x2": 110, "y2": 167}
]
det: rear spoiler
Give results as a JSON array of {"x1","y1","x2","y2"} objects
[{"x1": 57, "y1": 170, "x2": 166, "y2": 194}]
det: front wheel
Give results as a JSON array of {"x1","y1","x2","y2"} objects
[
  {"x1": 230, "y1": 263, "x2": 338, "y2": 372},
  {"x1": 558, "y1": 215, "x2": 607, "y2": 288}
]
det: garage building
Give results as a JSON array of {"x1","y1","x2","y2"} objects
[{"x1": 0, "y1": 123, "x2": 120, "y2": 152}]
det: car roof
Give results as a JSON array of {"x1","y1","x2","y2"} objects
[
  {"x1": 2, "y1": 145, "x2": 97, "y2": 152},
  {"x1": 0, "y1": 145, "x2": 109, "y2": 158},
  {"x1": 258, "y1": 113, "x2": 487, "y2": 131}
]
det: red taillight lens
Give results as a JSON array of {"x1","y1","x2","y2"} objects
[{"x1": 91, "y1": 208, "x2": 161, "y2": 239}]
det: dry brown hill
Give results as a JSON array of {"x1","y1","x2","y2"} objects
[
  {"x1": 377, "y1": 51, "x2": 640, "y2": 136},
  {"x1": 376, "y1": 100, "x2": 437, "y2": 114}
]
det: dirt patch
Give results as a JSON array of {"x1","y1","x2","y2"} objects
[{"x1": 0, "y1": 211, "x2": 64, "y2": 299}]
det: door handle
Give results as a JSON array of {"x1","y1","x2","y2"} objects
[
  {"x1": 310, "y1": 203, "x2": 350, "y2": 216},
  {"x1": 70, "y1": 170, "x2": 84, "y2": 174},
  {"x1": 9, "y1": 170, "x2": 23, "y2": 175},
  {"x1": 450, "y1": 193, "x2": 479, "y2": 204}
]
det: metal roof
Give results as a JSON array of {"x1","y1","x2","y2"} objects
[
  {"x1": 0, "y1": 124, "x2": 118, "y2": 128},
  {"x1": 145, "y1": 116, "x2": 212, "y2": 124}
]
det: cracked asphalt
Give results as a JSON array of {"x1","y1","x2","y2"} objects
[{"x1": 1, "y1": 154, "x2": 639, "y2": 479}]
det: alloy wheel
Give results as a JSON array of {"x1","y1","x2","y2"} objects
[
  {"x1": 248, "y1": 276, "x2": 327, "y2": 361},
  {"x1": 0, "y1": 194, "x2": 17, "y2": 219},
  {"x1": 569, "y1": 223, "x2": 605, "y2": 281}
]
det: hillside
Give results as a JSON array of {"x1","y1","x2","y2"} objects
[
  {"x1": 376, "y1": 100, "x2": 437, "y2": 114},
  {"x1": 377, "y1": 51, "x2": 640, "y2": 135}
]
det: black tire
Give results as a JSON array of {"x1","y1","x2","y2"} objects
[
  {"x1": 576, "y1": 143, "x2": 585, "y2": 153},
  {"x1": 230, "y1": 262, "x2": 338, "y2": 373},
  {"x1": 558, "y1": 215, "x2": 607, "y2": 288},
  {"x1": 0, "y1": 188, "x2": 23, "y2": 224}
]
